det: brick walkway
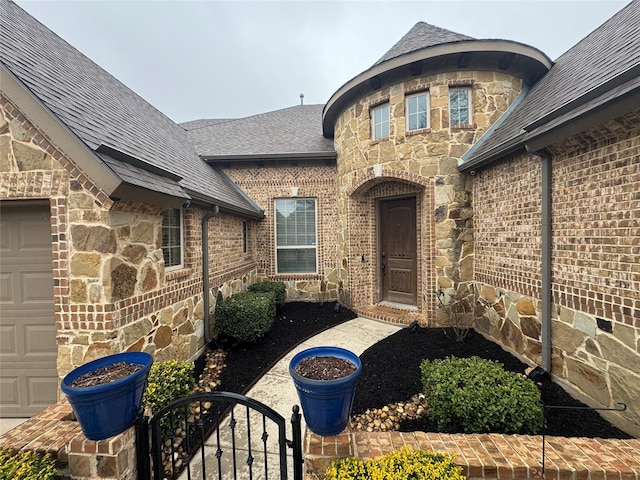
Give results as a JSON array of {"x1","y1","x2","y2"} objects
[
  {"x1": 0, "y1": 401, "x2": 80, "y2": 463},
  {"x1": 304, "y1": 428, "x2": 640, "y2": 480},
  {"x1": 0, "y1": 400, "x2": 137, "y2": 479}
]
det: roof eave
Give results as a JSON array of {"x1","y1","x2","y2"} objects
[
  {"x1": 524, "y1": 85, "x2": 640, "y2": 154},
  {"x1": 187, "y1": 189, "x2": 265, "y2": 220},
  {"x1": 524, "y1": 64, "x2": 640, "y2": 132},
  {"x1": 322, "y1": 39, "x2": 552, "y2": 138},
  {"x1": 458, "y1": 134, "x2": 526, "y2": 173},
  {"x1": 203, "y1": 151, "x2": 337, "y2": 164},
  {"x1": 110, "y1": 183, "x2": 190, "y2": 208},
  {"x1": 460, "y1": 84, "x2": 640, "y2": 171}
]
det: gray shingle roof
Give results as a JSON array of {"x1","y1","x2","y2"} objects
[
  {"x1": 463, "y1": 0, "x2": 640, "y2": 166},
  {"x1": 182, "y1": 105, "x2": 335, "y2": 159},
  {"x1": 0, "y1": 0, "x2": 262, "y2": 216},
  {"x1": 374, "y1": 22, "x2": 474, "y2": 66}
]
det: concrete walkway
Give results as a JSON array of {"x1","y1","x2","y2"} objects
[
  {"x1": 245, "y1": 316, "x2": 402, "y2": 424},
  {"x1": 180, "y1": 316, "x2": 402, "y2": 479}
]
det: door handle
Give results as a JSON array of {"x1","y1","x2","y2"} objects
[{"x1": 381, "y1": 263, "x2": 386, "y2": 275}]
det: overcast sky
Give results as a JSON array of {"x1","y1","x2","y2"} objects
[{"x1": 16, "y1": 0, "x2": 628, "y2": 124}]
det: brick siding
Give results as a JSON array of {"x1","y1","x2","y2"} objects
[
  {"x1": 472, "y1": 111, "x2": 640, "y2": 433},
  {"x1": 224, "y1": 163, "x2": 341, "y2": 300}
]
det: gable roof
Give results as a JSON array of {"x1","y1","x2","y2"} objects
[
  {"x1": 374, "y1": 22, "x2": 474, "y2": 66},
  {"x1": 183, "y1": 105, "x2": 335, "y2": 161},
  {"x1": 462, "y1": 0, "x2": 640, "y2": 170},
  {"x1": 0, "y1": 0, "x2": 263, "y2": 217}
]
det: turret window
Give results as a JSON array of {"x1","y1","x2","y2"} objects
[
  {"x1": 449, "y1": 88, "x2": 472, "y2": 127},
  {"x1": 406, "y1": 92, "x2": 429, "y2": 131},
  {"x1": 371, "y1": 103, "x2": 390, "y2": 140}
]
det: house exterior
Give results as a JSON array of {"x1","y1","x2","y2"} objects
[{"x1": 0, "y1": 0, "x2": 638, "y2": 435}]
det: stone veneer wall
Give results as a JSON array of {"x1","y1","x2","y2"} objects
[
  {"x1": 472, "y1": 111, "x2": 640, "y2": 433},
  {"x1": 0, "y1": 96, "x2": 259, "y2": 387},
  {"x1": 333, "y1": 71, "x2": 522, "y2": 323},
  {"x1": 224, "y1": 164, "x2": 341, "y2": 301}
]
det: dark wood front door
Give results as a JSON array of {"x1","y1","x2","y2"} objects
[{"x1": 379, "y1": 197, "x2": 417, "y2": 305}]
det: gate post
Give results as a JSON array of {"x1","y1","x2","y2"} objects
[
  {"x1": 135, "y1": 409, "x2": 151, "y2": 480},
  {"x1": 291, "y1": 405, "x2": 303, "y2": 480}
]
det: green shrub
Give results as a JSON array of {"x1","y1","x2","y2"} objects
[
  {"x1": 325, "y1": 446, "x2": 465, "y2": 480},
  {"x1": 248, "y1": 281, "x2": 286, "y2": 309},
  {"x1": 214, "y1": 292, "x2": 275, "y2": 342},
  {"x1": 143, "y1": 359, "x2": 195, "y2": 415},
  {"x1": 0, "y1": 448, "x2": 57, "y2": 480},
  {"x1": 420, "y1": 356, "x2": 543, "y2": 434}
]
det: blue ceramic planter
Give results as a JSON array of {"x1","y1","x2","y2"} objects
[
  {"x1": 61, "y1": 352, "x2": 153, "y2": 440},
  {"x1": 289, "y1": 346, "x2": 361, "y2": 436}
]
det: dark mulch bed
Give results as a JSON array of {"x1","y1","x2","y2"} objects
[
  {"x1": 195, "y1": 301, "x2": 357, "y2": 394},
  {"x1": 354, "y1": 326, "x2": 632, "y2": 438},
  {"x1": 197, "y1": 301, "x2": 632, "y2": 439}
]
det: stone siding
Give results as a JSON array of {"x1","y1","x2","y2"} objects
[
  {"x1": 472, "y1": 111, "x2": 640, "y2": 433},
  {"x1": 1, "y1": 96, "x2": 259, "y2": 388},
  {"x1": 333, "y1": 71, "x2": 522, "y2": 322},
  {"x1": 224, "y1": 164, "x2": 341, "y2": 301}
]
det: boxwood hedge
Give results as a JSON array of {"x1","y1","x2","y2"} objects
[{"x1": 420, "y1": 355, "x2": 543, "y2": 434}]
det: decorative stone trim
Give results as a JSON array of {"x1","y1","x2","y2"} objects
[
  {"x1": 347, "y1": 169, "x2": 430, "y2": 197},
  {"x1": 404, "y1": 86, "x2": 430, "y2": 96},
  {"x1": 448, "y1": 79, "x2": 475, "y2": 87},
  {"x1": 367, "y1": 96, "x2": 391, "y2": 110}
]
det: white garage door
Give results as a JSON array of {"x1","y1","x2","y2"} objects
[{"x1": 0, "y1": 203, "x2": 58, "y2": 416}]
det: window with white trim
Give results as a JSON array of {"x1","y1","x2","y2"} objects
[
  {"x1": 449, "y1": 88, "x2": 472, "y2": 127},
  {"x1": 161, "y1": 208, "x2": 183, "y2": 269},
  {"x1": 371, "y1": 103, "x2": 389, "y2": 140},
  {"x1": 406, "y1": 92, "x2": 429, "y2": 131},
  {"x1": 275, "y1": 198, "x2": 317, "y2": 274}
]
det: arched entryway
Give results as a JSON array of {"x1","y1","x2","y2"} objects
[{"x1": 341, "y1": 172, "x2": 435, "y2": 324}]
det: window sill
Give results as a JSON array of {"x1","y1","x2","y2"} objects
[
  {"x1": 451, "y1": 124, "x2": 476, "y2": 130},
  {"x1": 272, "y1": 273, "x2": 320, "y2": 280},
  {"x1": 406, "y1": 128, "x2": 432, "y2": 137},
  {"x1": 369, "y1": 137, "x2": 389, "y2": 146},
  {"x1": 166, "y1": 267, "x2": 192, "y2": 281}
]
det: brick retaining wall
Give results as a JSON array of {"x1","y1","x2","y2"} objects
[{"x1": 304, "y1": 428, "x2": 640, "y2": 480}]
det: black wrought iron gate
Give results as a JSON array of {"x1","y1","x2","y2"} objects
[{"x1": 136, "y1": 391, "x2": 303, "y2": 480}]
